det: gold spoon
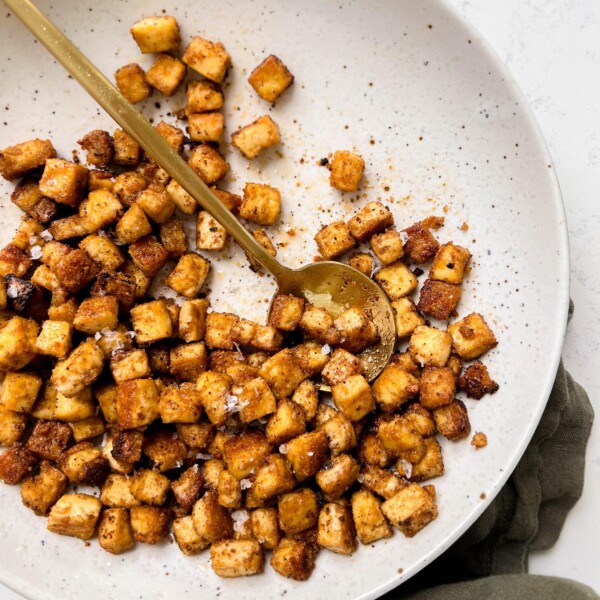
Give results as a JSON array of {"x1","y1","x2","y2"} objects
[{"x1": 4, "y1": 0, "x2": 396, "y2": 385}]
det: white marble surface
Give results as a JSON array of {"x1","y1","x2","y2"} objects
[{"x1": 0, "y1": 0, "x2": 598, "y2": 598}]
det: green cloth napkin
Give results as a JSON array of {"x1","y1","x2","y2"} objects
[{"x1": 387, "y1": 304, "x2": 597, "y2": 599}]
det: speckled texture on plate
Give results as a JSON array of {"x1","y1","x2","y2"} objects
[{"x1": 0, "y1": 0, "x2": 569, "y2": 598}]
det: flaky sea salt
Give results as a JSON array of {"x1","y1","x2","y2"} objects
[
  {"x1": 29, "y1": 236, "x2": 39, "y2": 245},
  {"x1": 6, "y1": 282, "x2": 18, "y2": 299},
  {"x1": 226, "y1": 394, "x2": 248, "y2": 413},
  {"x1": 195, "y1": 453, "x2": 213, "y2": 460},
  {"x1": 400, "y1": 231, "x2": 409, "y2": 245},
  {"x1": 397, "y1": 459, "x2": 413, "y2": 479},
  {"x1": 231, "y1": 510, "x2": 249, "y2": 533},
  {"x1": 240, "y1": 479, "x2": 252, "y2": 490},
  {"x1": 307, "y1": 451, "x2": 314, "y2": 456},
  {"x1": 279, "y1": 444, "x2": 287, "y2": 454},
  {"x1": 29, "y1": 245, "x2": 42, "y2": 260},
  {"x1": 40, "y1": 229, "x2": 53, "y2": 241},
  {"x1": 321, "y1": 344, "x2": 331, "y2": 355},
  {"x1": 94, "y1": 332, "x2": 102, "y2": 341}
]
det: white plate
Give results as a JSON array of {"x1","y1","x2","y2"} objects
[{"x1": 0, "y1": 0, "x2": 569, "y2": 598}]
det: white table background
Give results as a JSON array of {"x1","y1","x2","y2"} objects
[{"x1": 1, "y1": 0, "x2": 598, "y2": 597}]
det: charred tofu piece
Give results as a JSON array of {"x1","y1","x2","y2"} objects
[
  {"x1": 317, "y1": 503, "x2": 357, "y2": 555},
  {"x1": 25, "y1": 420, "x2": 71, "y2": 461},
  {"x1": 430, "y1": 242, "x2": 471, "y2": 284},
  {"x1": 0, "y1": 139, "x2": 56, "y2": 181},
  {"x1": 91, "y1": 270, "x2": 136, "y2": 311},
  {"x1": 392, "y1": 298, "x2": 425, "y2": 339},
  {"x1": 77, "y1": 130, "x2": 114, "y2": 167},
  {"x1": 21, "y1": 461, "x2": 68, "y2": 516},
  {"x1": 316, "y1": 454, "x2": 360, "y2": 500},
  {"x1": 166, "y1": 253, "x2": 211, "y2": 298},
  {"x1": 47, "y1": 493, "x2": 102, "y2": 540},
  {"x1": 115, "y1": 63, "x2": 152, "y2": 104},
  {"x1": 130, "y1": 506, "x2": 170, "y2": 544},
  {"x1": 0, "y1": 244, "x2": 32, "y2": 278},
  {"x1": 192, "y1": 490, "x2": 233, "y2": 542},
  {"x1": 371, "y1": 229, "x2": 404, "y2": 265},
  {"x1": 171, "y1": 464, "x2": 203, "y2": 516},
  {"x1": 381, "y1": 483, "x2": 438, "y2": 537},
  {"x1": 0, "y1": 316, "x2": 39, "y2": 370},
  {"x1": 111, "y1": 429, "x2": 144, "y2": 465},
  {"x1": 269, "y1": 294, "x2": 305, "y2": 331},
  {"x1": 418, "y1": 279, "x2": 461, "y2": 320},
  {"x1": 210, "y1": 539, "x2": 264, "y2": 578},
  {"x1": 116, "y1": 379, "x2": 159, "y2": 429},
  {"x1": 129, "y1": 235, "x2": 169, "y2": 276},
  {"x1": 314, "y1": 221, "x2": 356, "y2": 260},
  {"x1": 231, "y1": 115, "x2": 280, "y2": 159},
  {"x1": 409, "y1": 325, "x2": 452, "y2": 368},
  {"x1": 248, "y1": 55, "x2": 294, "y2": 103},
  {"x1": 334, "y1": 306, "x2": 378, "y2": 353},
  {"x1": 329, "y1": 150, "x2": 365, "y2": 192},
  {"x1": 172, "y1": 515, "x2": 210, "y2": 555},
  {"x1": 188, "y1": 143, "x2": 230, "y2": 184},
  {"x1": 403, "y1": 222, "x2": 440, "y2": 263},
  {"x1": 285, "y1": 430, "x2": 328, "y2": 480},
  {"x1": 371, "y1": 363, "x2": 419, "y2": 412},
  {"x1": 433, "y1": 399, "x2": 471, "y2": 441},
  {"x1": 223, "y1": 431, "x2": 272, "y2": 480},
  {"x1": 39, "y1": 159, "x2": 88, "y2": 206},
  {"x1": 98, "y1": 508, "x2": 135, "y2": 555},
  {"x1": 239, "y1": 183, "x2": 281, "y2": 226},
  {"x1": 159, "y1": 218, "x2": 187, "y2": 258},
  {"x1": 113, "y1": 130, "x2": 141, "y2": 166},
  {"x1": 131, "y1": 299, "x2": 174, "y2": 345},
  {"x1": 410, "y1": 437, "x2": 444, "y2": 482},
  {"x1": 458, "y1": 361, "x2": 499, "y2": 399},
  {"x1": 51, "y1": 338, "x2": 104, "y2": 397},
  {"x1": 331, "y1": 375, "x2": 375, "y2": 421},
  {"x1": 196, "y1": 210, "x2": 228, "y2": 251},
  {"x1": 10, "y1": 178, "x2": 58, "y2": 224},
  {"x1": 419, "y1": 366, "x2": 456, "y2": 408},
  {"x1": 0, "y1": 443, "x2": 36, "y2": 484},
  {"x1": 187, "y1": 112, "x2": 225, "y2": 143},
  {"x1": 374, "y1": 261, "x2": 418, "y2": 300},
  {"x1": 258, "y1": 349, "x2": 307, "y2": 400},
  {"x1": 145, "y1": 54, "x2": 186, "y2": 96},
  {"x1": 185, "y1": 80, "x2": 224, "y2": 114},
  {"x1": 271, "y1": 537, "x2": 318, "y2": 581},
  {"x1": 183, "y1": 36, "x2": 231, "y2": 83},
  {"x1": 348, "y1": 202, "x2": 393, "y2": 242},
  {"x1": 60, "y1": 442, "x2": 109, "y2": 485},
  {"x1": 351, "y1": 488, "x2": 392, "y2": 544},
  {"x1": 448, "y1": 313, "x2": 497, "y2": 360},
  {"x1": 278, "y1": 488, "x2": 319, "y2": 535},
  {"x1": 4, "y1": 275, "x2": 41, "y2": 315}
]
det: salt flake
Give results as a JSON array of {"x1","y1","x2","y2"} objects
[
  {"x1": 40, "y1": 230, "x2": 53, "y2": 241},
  {"x1": 279, "y1": 444, "x2": 287, "y2": 454},
  {"x1": 240, "y1": 478, "x2": 252, "y2": 490},
  {"x1": 6, "y1": 283, "x2": 18, "y2": 299},
  {"x1": 195, "y1": 453, "x2": 213, "y2": 460},
  {"x1": 231, "y1": 510, "x2": 249, "y2": 533},
  {"x1": 321, "y1": 344, "x2": 331, "y2": 355}
]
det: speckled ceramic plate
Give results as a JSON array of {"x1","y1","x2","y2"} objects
[{"x1": 0, "y1": 0, "x2": 569, "y2": 598}]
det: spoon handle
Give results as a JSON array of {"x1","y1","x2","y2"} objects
[{"x1": 4, "y1": 0, "x2": 290, "y2": 280}]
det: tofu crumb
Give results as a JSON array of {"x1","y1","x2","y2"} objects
[{"x1": 471, "y1": 432, "x2": 488, "y2": 449}]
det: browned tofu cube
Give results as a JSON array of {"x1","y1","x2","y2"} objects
[
  {"x1": 88, "y1": 168, "x2": 115, "y2": 192},
  {"x1": 157, "y1": 219, "x2": 185, "y2": 259},
  {"x1": 0, "y1": 370, "x2": 42, "y2": 414},
  {"x1": 403, "y1": 222, "x2": 440, "y2": 263},
  {"x1": 403, "y1": 403, "x2": 437, "y2": 438},
  {"x1": 142, "y1": 429, "x2": 187, "y2": 471},
  {"x1": 192, "y1": 490, "x2": 233, "y2": 542},
  {"x1": 334, "y1": 306, "x2": 378, "y2": 353},
  {"x1": 258, "y1": 349, "x2": 307, "y2": 399},
  {"x1": 10, "y1": 178, "x2": 58, "y2": 224},
  {"x1": 196, "y1": 210, "x2": 228, "y2": 251},
  {"x1": 110, "y1": 348, "x2": 151, "y2": 383},
  {"x1": 292, "y1": 341, "x2": 329, "y2": 378},
  {"x1": 346, "y1": 252, "x2": 374, "y2": 277},
  {"x1": 248, "y1": 54, "x2": 294, "y2": 103},
  {"x1": 210, "y1": 539, "x2": 264, "y2": 578},
  {"x1": 196, "y1": 371, "x2": 233, "y2": 426},
  {"x1": 409, "y1": 325, "x2": 452, "y2": 367},
  {"x1": 360, "y1": 464, "x2": 407, "y2": 499},
  {"x1": 0, "y1": 138, "x2": 57, "y2": 180},
  {"x1": 47, "y1": 493, "x2": 102, "y2": 540},
  {"x1": 278, "y1": 488, "x2": 319, "y2": 535},
  {"x1": 176, "y1": 422, "x2": 214, "y2": 452},
  {"x1": 187, "y1": 112, "x2": 225, "y2": 143},
  {"x1": 315, "y1": 454, "x2": 360, "y2": 500},
  {"x1": 145, "y1": 54, "x2": 186, "y2": 96},
  {"x1": 231, "y1": 115, "x2": 280, "y2": 159},
  {"x1": 0, "y1": 443, "x2": 36, "y2": 484},
  {"x1": 370, "y1": 229, "x2": 404, "y2": 265},
  {"x1": 50, "y1": 337, "x2": 104, "y2": 397},
  {"x1": 216, "y1": 469, "x2": 241, "y2": 509},
  {"x1": 448, "y1": 313, "x2": 498, "y2": 360},
  {"x1": 130, "y1": 15, "x2": 180, "y2": 53},
  {"x1": 115, "y1": 204, "x2": 153, "y2": 244},
  {"x1": 246, "y1": 228, "x2": 277, "y2": 272},
  {"x1": 283, "y1": 430, "x2": 328, "y2": 480},
  {"x1": 0, "y1": 405, "x2": 28, "y2": 446},
  {"x1": 205, "y1": 312, "x2": 238, "y2": 350},
  {"x1": 433, "y1": 399, "x2": 471, "y2": 440},
  {"x1": 458, "y1": 361, "x2": 499, "y2": 399},
  {"x1": 317, "y1": 502, "x2": 357, "y2": 554},
  {"x1": 130, "y1": 299, "x2": 174, "y2": 344},
  {"x1": 53, "y1": 387, "x2": 95, "y2": 422},
  {"x1": 331, "y1": 375, "x2": 374, "y2": 421},
  {"x1": 72, "y1": 295, "x2": 119, "y2": 335},
  {"x1": 0, "y1": 244, "x2": 32, "y2": 278},
  {"x1": 0, "y1": 316, "x2": 39, "y2": 370},
  {"x1": 381, "y1": 483, "x2": 438, "y2": 537},
  {"x1": 183, "y1": 36, "x2": 231, "y2": 82},
  {"x1": 109, "y1": 429, "x2": 144, "y2": 468},
  {"x1": 223, "y1": 431, "x2": 272, "y2": 479},
  {"x1": 172, "y1": 515, "x2": 210, "y2": 555},
  {"x1": 79, "y1": 235, "x2": 125, "y2": 271},
  {"x1": 98, "y1": 508, "x2": 135, "y2": 555},
  {"x1": 39, "y1": 158, "x2": 88, "y2": 206},
  {"x1": 121, "y1": 261, "x2": 152, "y2": 299},
  {"x1": 129, "y1": 235, "x2": 169, "y2": 276},
  {"x1": 357, "y1": 433, "x2": 390, "y2": 468},
  {"x1": 77, "y1": 130, "x2": 114, "y2": 167},
  {"x1": 348, "y1": 201, "x2": 393, "y2": 242},
  {"x1": 136, "y1": 185, "x2": 175, "y2": 224},
  {"x1": 266, "y1": 399, "x2": 306, "y2": 444},
  {"x1": 419, "y1": 366, "x2": 455, "y2": 408},
  {"x1": 271, "y1": 537, "x2": 317, "y2": 581},
  {"x1": 69, "y1": 415, "x2": 106, "y2": 442},
  {"x1": 268, "y1": 294, "x2": 304, "y2": 331},
  {"x1": 130, "y1": 505, "x2": 170, "y2": 544},
  {"x1": 351, "y1": 488, "x2": 392, "y2": 544},
  {"x1": 185, "y1": 80, "x2": 224, "y2": 114},
  {"x1": 20, "y1": 460, "x2": 67, "y2": 515},
  {"x1": 115, "y1": 63, "x2": 152, "y2": 104},
  {"x1": 25, "y1": 420, "x2": 71, "y2": 461},
  {"x1": 250, "y1": 508, "x2": 281, "y2": 549},
  {"x1": 170, "y1": 342, "x2": 208, "y2": 381},
  {"x1": 130, "y1": 469, "x2": 171, "y2": 505},
  {"x1": 374, "y1": 261, "x2": 418, "y2": 300},
  {"x1": 329, "y1": 150, "x2": 365, "y2": 192},
  {"x1": 171, "y1": 465, "x2": 203, "y2": 515},
  {"x1": 178, "y1": 298, "x2": 209, "y2": 342},
  {"x1": 318, "y1": 411, "x2": 356, "y2": 457},
  {"x1": 159, "y1": 384, "x2": 203, "y2": 423},
  {"x1": 239, "y1": 182, "x2": 281, "y2": 226},
  {"x1": 372, "y1": 363, "x2": 419, "y2": 412},
  {"x1": 252, "y1": 455, "x2": 295, "y2": 501},
  {"x1": 392, "y1": 298, "x2": 425, "y2": 339},
  {"x1": 116, "y1": 379, "x2": 159, "y2": 429},
  {"x1": 320, "y1": 348, "x2": 362, "y2": 387},
  {"x1": 113, "y1": 130, "x2": 140, "y2": 167},
  {"x1": 431, "y1": 242, "x2": 471, "y2": 284},
  {"x1": 299, "y1": 305, "x2": 340, "y2": 345},
  {"x1": 418, "y1": 279, "x2": 462, "y2": 321},
  {"x1": 164, "y1": 180, "x2": 195, "y2": 216},
  {"x1": 314, "y1": 221, "x2": 356, "y2": 260},
  {"x1": 60, "y1": 441, "x2": 109, "y2": 485},
  {"x1": 289, "y1": 380, "x2": 318, "y2": 422},
  {"x1": 410, "y1": 437, "x2": 444, "y2": 482},
  {"x1": 377, "y1": 415, "x2": 424, "y2": 463},
  {"x1": 188, "y1": 143, "x2": 230, "y2": 184},
  {"x1": 237, "y1": 377, "x2": 277, "y2": 424}
]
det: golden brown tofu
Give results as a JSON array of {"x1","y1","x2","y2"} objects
[
  {"x1": 331, "y1": 375, "x2": 375, "y2": 421},
  {"x1": 418, "y1": 278, "x2": 462, "y2": 321},
  {"x1": 372, "y1": 363, "x2": 419, "y2": 412},
  {"x1": 59, "y1": 442, "x2": 108, "y2": 486},
  {"x1": 316, "y1": 453, "x2": 360, "y2": 500},
  {"x1": 410, "y1": 437, "x2": 444, "y2": 482},
  {"x1": 116, "y1": 379, "x2": 159, "y2": 429},
  {"x1": 358, "y1": 433, "x2": 390, "y2": 468},
  {"x1": 130, "y1": 506, "x2": 170, "y2": 544},
  {"x1": 196, "y1": 210, "x2": 228, "y2": 251},
  {"x1": 250, "y1": 507, "x2": 281, "y2": 549},
  {"x1": 113, "y1": 130, "x2": 141, "y2": 167},
  {"x1": 239, "y1": 183, "x2": 281, "y2": 226},
  {"x1": 268, "y1": 294, "x2": 304, "y2": 331},
  {"x1": 53, "y1": 248, "x2": 100, "y2": 293},
  {"x1": 185, "y1": 80, "x2": 224, "y2": 114},
  {"x1": 115, "y1": 63, "x2": 152, "y2": 104},
  {"x1": 447, "y1": 313, "x2": 498, "y2": 360},
  {"x1": 39, "y1": 158, "x2": 88, "y2": 206},
  {"x1": 374, "y1": 261, "x2": 418, "y2": 301},
  {"x1": 136, "y1": 185, "x2": 175, "y2": 225},
  {"x1": 433, "y1": 399, "x2": 471, "y2": 441},
  {"x1": 320, "y1": 348, "x2": 361, "y2": 387},
  {"x1": 178, "y1": 298, "x2": 208, "y2": 343},
  {"x1": 458, "y1": 361, "x2": 499, "y2": 399},
  {"x1": 131, "y1": 469, "x2": 171, "y2": 505},
  {"x1": 348, "y1": 201, "x2": 393, "y2": 242},
  {"x1": 391, "y1": 298, "x2": 425, "y2": 339},
  {"x1": 54, "y1": 387, "x2": 96, "y2": 423},
  {"x1": 347, "y1": 252, "x2": 374, "y2": 277},
  {"x1": 77, "y1": 130, "x2": 114, "y2": 167},
  {"x1": 351, "y1": 488, "x2": 393, "y2": 544},
  {"x1": 0, "y1": 138, "x2": 56, "y2": 181},
  {"x1": 377, "y1": 415, "x2": 424, "y2": 463},
  {"x1": 217, "y1": 469, "x2": 242, "y2": 509},
  {"x1": 223, "y1": 431, "x2": 272, "y2": 480},
  {"x1": 171, "y1": 464, "x2": 204, "y2": 515},
  {"x1": 245, "y1": 228, "x2": 277, "y2": 272},
  {"x1": 145, "y1": 54, "x2": 186, "y2": 96},
  {"x1": 360, "y1": 464, "x2": 407, "y2": 500},
  {"x1": 130, "y1": 15, "x2": 180, "y2": 53},
  {"x1": 318, "y1": 411, "x2": 357, "y2": 457},
  {"x1": 115, "y1": 204, "x2": 153, "y2": 244},
  {"x1": 403, "y1": 222, "x2": 440, "y2": 263},
  {"x1": 51, "y1": 338, "x2": 105, "y2": 397},
  {"x1": 285, "y1": 430, "x2": 328, "y2": 480},
  {"x1": 69, "y1": 415, "x2": 106, "y2": 442},
  {"x1": 278, "y1": 488, "x2": 319, "y2": 535},
  {"x1": 419, "y1": 366, "x2": 456, "y2": 408},
  {"x1": 73, "y1": 295, "x2": 119, "y2": 335},
  {"x1": 188, "y1": 143, "x2": 230, "y2": 184},
  {"x1": 317, "y1": 502, "x2": 357, "y2": 554},
  {"x1": 334, "y1": 306, "x2": 379, "y2": 353},
  {"x1": 21, "y1": 461, "x2": 67, "y2": 516},
  {"x1": 248, "y1": 55, "x2": 294, "y2": 103},
  {"x1": 172, "y1": 515, "x2": 210, "y2": 555},
  {"x1": 0, "y1": 405, "x2": 28, "y2": 446},
  {"x1": 210, "y1": 539, "x2": 264, "y2": 578},
  {"x1": 252, "y1": 454, "x2": 295, "y2": 501},
  {"x1": 142, "y1": 429, "x2": 187, "y2": 471},
  {"x1": 381, "y1": 483, "x2": 438, "y2": 537},
  {"x1": 289, "y1": 380, "x2": 318, "y2": 422},
  {"x1": 0, "y1": 370, "x2": 42, "y2": 414},
  {"x1": 266, "y1": 398, "x2": 306, "y2": 444},
  {"x1": 183, "y1": 36, "x2": 231, "y2": 82},
  {"x1": 100, "y1": 474, "x2": 139, "y2": 509},
  {"x1": 98, "y1": 508, "x2": 135, "y2": 555},
  {"x1": 0, "y1": 443, "x2": 36, "y2": 484},
  {"x1": 0, "y1": 243, "x2": 32, "y2": 278},
  {"x1": 187, "y1": 112, "x2": 225, "y2": 143},
  {"x1": 192, "y1": 491, "x2": 233, "y2": 542},
  {"x1": 79, "y1": 235, "x2": 125, "y2": 271},
  {"x1": 299, "y1": 304, "x2": 340, "y2": 345},
  {"x1": 47, "y1": 493, "x2": 102, "y2": 540},
  {"x1": 159, "y1": 384, "x2": 203, "y2": 423},
  {"x1": 10, "y1": 178, "x2": 58, "y2": 224},
  {"x1": 409, "y1": 325, "x2": 452, "y2": 367},
  {"x1": 164, "y1": 180, "x2": 195, "y2": 216},
  {"x1": 231, "y1": 115, "x2": 280, "y2": 159},
  {"x1": 238, "y1": 377, "x2": 277, "y2": 424},
  {"x1": 129, "y1": 234, "x2": 169, "y2": 276},
  {"x1": 205, "y1": 312, "x2": 238, "y2": 350},
  {"x1": 314, "y1": 221, "x2": 356, "y2": 260},
  {"x1": 196, "y1": 371, "x2": 232, "y2": 426},
  {"x1": 170, "y1": 341, "x2": 208, "y2": 381},
  {"x1": 25, "y1": 420, "x2": 71, "y2": 461},
  {"x1": 270, "y1": 537, "x2": 318, "y2": 581},
  {"x1": 329, "y1": 150, "x2": 365, "y2": 192},
  {"x1": 371, "y1": 229, "x2": 404, "y2": 265},
  {"x1": 258, "y1": 349, "x2": 307, "y2": 400},
  {"x1": 430, "y1": 242, "x2": 472, "y2": 284},
  {"x1": 130, "y1": 300, "x2": 174, "y2": 345},
  {"x1": 110, "y1": 348, "x2": 151, "y2": 383}
]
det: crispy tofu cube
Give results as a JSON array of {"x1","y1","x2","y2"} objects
[
  {"x1": 121, "y1": 261, "x2": 152, "y2": 299},
  {"x1": 392, "y1": 298, "x2": 425, "y2": 339},
  {"x1": 211, "y1": 187, "x2": 241, "y2": 213},
  {"x1": 410, "y1": 437, "x2": 444, "y2": 482},
  {"x1": 116, "y1": 379, "x2": 159, "y2": 429},
  {"x1": 91, "y1": 270, "x2": 135, "y2": 312},
  {"x1": 348, "y1": 202, "x2": 393, "y2": 242},
  {"x1": 54, "y1": 387, "x2": 95, "y2": 422},
  {"x1": 165, "y1": 179, "x2": 196, "y2": 215},
  {"x1": 110, "y1": 348, "x2": 151, "y2": 383},
  {"x1": 331, "y1": 375, "x2": 375, "y2": 421},
  {"x1": 458, "y1": 361, "x2": 499, "y2": 399},
  {"x1": 183, "y1": 36, "x2": 231, "y2": 82},
  {"x1": 381, "y1": 483, "x2": 438, "y2": 537},
  {"x1": 187, "y1": 112, "x2": 224, "y2": 142},
  {"x1": 290, "y1": 380, "x2": 319, "y2": 421},
  {"x1": 60, "y1": 441, "x2": 109, "y2": 485},
  {"x1": 246, "y1": 228, "x2": 277, "y2": 272},
  {"x1": 419, "y1": 366, "x2": 455, "y2": 408},
  {"x1": 314, "y1": 221, "x2": 356, "y2": 260},
  {"x1": 20, "y1": 461, "x2": 67, "y2": 515},
  {"x1": 187, "y1": 143, "x2": 230, "y2": 184},
  {"x1": 433, "y1": 399, "x2": 471, "y2": 440},
  {"x1": 115, "y1": 204, "x2": 153, "y2": 244},
  {"x1": 170, "y1": 342, "x2": 208, "y2": 381},
  {"x1": 69, "y1": 415, "x2": 106, "y2": 442},
  {"x1": 0, "y1": 371, "x2": 42, "y2": 413},
  {"x1": 0, "y1": 316, "x2": 39, "y2": 370},
  {"x1": 47, "y1": 493, "x2": 102, "y2": 540},
  {"x1": 31, "y1": 382, "x2": 58, "y2": 421},
  {"x1": 73, "y1": 296, "x2": 119, "y2": 335},
  {"x1": 231, "y1": 115, "x2": 280, "y2": 159},
  {"x1": 0, "y1": 443, "x2": 36, "y2": 484},
  {"x1": 269, "y1": 294, "x2": 304, "y2": 331},
  {"x1": 258, "y1": 349, "x2": 307, "y2": 400},
  {"x1": 95, "y1": 384, "x2": 117, "y2": 425},
  {"x1": 217, "y1": 469, "x2": 242, "y2": 509},
  {"x1": 271, "y1": 537, "x2": 317, "y2": 581},
  {"x1": 196, "y1": 371, "x2": 232, "y2": 426},
  {"x1": 320, "y1": 349, "x2": 361, "y2": 387},
  {"x1": 130, "y1": 300, "x2": 174, "y2": 344},
  {"x1": 372, "y1": 363, "x2": 419, "y2": 412},
  {"x1": 317, "y1": 503, "x2": 356, "y2": 554},
  {"x1": 238, "y1": 377, "x2": 277, "y2": 424},
  {"x1": 159, "y1": 384, "x2": 203, "y2": 423},
  {"x1": 0, "y1": 405, "x2": 28, "y2": 446},
  {"x1": 203, "y1": 458, "x2": 225, "y2": 490},
  {"x1": 250, "y1": 508, "x2": 281, "y2": 549},
  {"x1": 266, "y1": 399, "x2": 306, "y2": 444},
  {"x1": 88, "y1": 168, "x2": 114, "y2": 193},
  {"x1": 98, "y1": 508, "x2": 135, "y2": 555},
  {"x1": 409, "y1": 325, "x2": 452, "y2": 367},
  {"x1": 185, "y1": 80, "x2": 224, "y2": 114},
  {"x1": 403, "y1": 402, "x2": 436, "y2": 438},
  {"x1": 145, "y1": 54, "x2": 186, "y2": 96},
  {"x1": 130, "y1": 15, "x2": 180, "y2": 53},
  {"x1": 51, "y1": 338, "x2": 104, "y2": 397},
  {"x1": 113, "y1": 172, "x2": 147, "y2": 208},
  {"x1": 418, "y1": 279, "x2": 462, "y2": 320},
  {"x1": 129, "y1": 234, "x2": 169, "y2": 276},
  {"x1": 334, "y1": 306, "x2": 378, "y2": 353},
  {"x1": 448, "y1": 313, "x2": 497, "y2": 360},
  {"x1": 223, "y1": 431, "x2": 272, "y2": 480},
  {"x1": 328, "y1": 150, "x2": 365, "y2": 192},
  {"x1": 196, "y1": 210, "x2": 228, "y2": 251},
  {"x1": 252, "y1": 455, "x2": 295, "y2": 501},
  {"x1": 377, "y1": 415, "x2": 424, "y2": 462},
  {"x1": 136, "y1": 183, "x2": 175, "y2": 224},
  {"x1": 360, "y1": 464, "x2": 407, "y2": 500},
  {"x1": 172, "y1": 515, "x2": 210, "y2": 555},
  {"x1": 100, "y1": 473, "x2": 139, "y2": 508},
  {"x1": 318, "y1": 411, "x2": 356, "y2": 456},
  {"x1": 142, "y1": 429, "x2": 187, "y2": 471},
  {"x1": 347, "y1": 252, "x2": 374, "y2": 277},
  {"x1": 374, "y1": 261, "x2": 418, "y2": 300},
  {"x1": 79, "y1": 235, "x2": 125, "y2": 270},
  {"x1": 0, "y1": 243, "x2": 32, "y2": 277},
  {"x1": 284, "y1": 431, "x2": 327, "y2": 480},
  {"x1": 115, "y1": 63, "x2": 152, "y2": 104},
  {"x1": 131, "y1": 469, "x2": 171, "y2": 505},
  {"x1": 291, "y1": 341, "x2": 328, "y2": 378},
  {"x1": 25, "y1": 420, "x2": 71, "y2": 461},
  {"x1": 11, "y1": 216, "x2": 43, "y2": 251},
  {"x1": 159, "y1": 218, "x2": 187, "y2": 258},
  {"x1": 113, "y1": 130, "x2": 140, "y2": 167},
  {"x1": 278, "y1": 488, "x2": 319, "y2": 535},
  {"x1": 403, "y1": 223, "x2": 440, "y2": 263},
  {"x1": 130, "y1": 506, "x2": 170, "y2": 544},
  {"x1": 248, "y1": 54, "x2": 294, "y2": 103},
  {"x1": 370, "y1": 229, "x2": 404, "y2": 265},
  {"x1": 10, "y1": 178, "x2": 58, "y2": 224},
  {"x1": 192, "y1": 490, "x2": 233, "y2": 542},
  {"x1": 171, "y1": 464, "x2": 203, "y2": 516},
  {"x1": 239, "y1": 182, "x2": 281, "y2": 226},
  {"x1": 431, "y1": 242, "x2": 471, "y2": 284},
  {"x1": 30, "y1": 264, "x2": 61, "y2": 293},
  {"x1": 358, "y1": 433, "x2": 390, "y2": 468},
  {"x1": 316, "y1": 454, "x2": 360, "y2": 500},
  {"x1": 39, "y1": 158, "x2": 88, "y2": 206},
  {"x1": 299, "y1": 305, "x2": 340, "y2": 345},
  {"x1": 77, "y1": 130, "x2": 114, "y2": 167},
  {"x1": 210, "y1": 539, "x2": 264, "y2": 578},
  {"x1": 205, "y1": 312, "x2": 238, "y2": 351},
  {"x1": 53, "y1": 248, "x2": 100, "y2": 293},
  {"x1": 351, "y1": 488, "x2": 392, "y2": 544},
  {"x1": 0, "y1": 138, "x2": 56, "y2": 180},
  {"x1": 3, "y1": 274, "x2": 39, "y2": 315},
  {"x1": 179, "y1": 298, "x2": 209, "y2": 342}
]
